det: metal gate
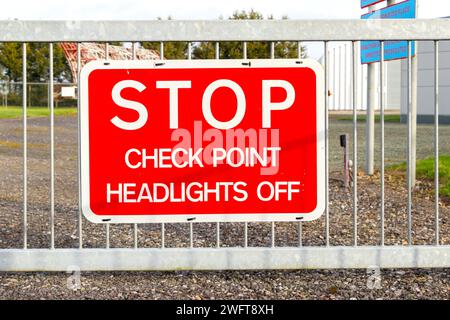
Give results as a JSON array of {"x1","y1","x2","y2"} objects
[{"x1": 0, "y1": 19, "x2": 449, "y2": 271}]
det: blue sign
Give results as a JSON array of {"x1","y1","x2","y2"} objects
[
  {"x1": 361, "y1": 0, "x2": 385, "y2": 9},
  {"x1": 361, "y1": 0, "x2": 416, "y2": 64}
]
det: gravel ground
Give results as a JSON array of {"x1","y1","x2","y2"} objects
[
  {"x1": 0, "y1": 114, "x2": 449, "y2": 299},
  {"x1": 0, "y1": 269, "x2": 448, "y2": 300}
]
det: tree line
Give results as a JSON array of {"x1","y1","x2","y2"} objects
[{"x1": 0, "y1": 10, "x2": 307, "y2": 84}]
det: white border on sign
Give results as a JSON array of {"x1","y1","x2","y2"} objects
[{"x1": 80, "y1": 59, "x2": 325, "y2": 224}]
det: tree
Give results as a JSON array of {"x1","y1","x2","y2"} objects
[
  {"x1": 142, "y1": 41, "x2": 188, "y2": 59},
  {"x1": 193, "y1": 10, "x2": 308, "y2": 59},
  {"x1": 0, "y1": 43, "x2": 22, "y2": 82},
  {"x1": 141, "y1": 17, "x2": 189, "y2": 59},
  {"x1": 141, "y1": 11, "x2": 307, "y2": 60},
  {"x1": 0, "y1": 43, "x2": 72, "y2": 82}
]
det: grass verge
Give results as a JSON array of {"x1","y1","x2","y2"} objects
[
  {"x1": 0, "y1": 106, "x2": 77, "y2": 119},
  {"x1": 387, "y1": 155, "x2": 450, "y2": 198},
  {"x1": 334, "y1": 114, "x2": 400, "y2": 123}
]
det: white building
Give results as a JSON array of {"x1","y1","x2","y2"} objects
[
  {"x1": 325, "y1": 41, "x2": 401, "y2": 111},
  {"x1": 401, "y1": 40, "x2": 450, "y2": 123}
]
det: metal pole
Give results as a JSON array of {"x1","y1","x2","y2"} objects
[
  {"x1": 243, "y1": 40, "x2": 248, "y2": 248},
  {"x1": 297, "y1": 41, "x2": 302, "y2": 59},
  {"x1": 214, "y1": 41, "x2": 220, "y2": 248},
  {"x1": 332, "y1": 47, "x2": 336, "y2": 109},
  {"x1": 132, "y1": 42, "x2": 138, "y2": 249},
  {"x1": 243, "y1": 41, "x2": 247, "y2": 60},
  {"x1": 270, "y1": 41, "x2": 275, "y2": 59},
  {"x1": 189, "y1": 223, "x2": 193, "y2": 248},
  {"x1": 160, "y1": 41, "x2": 165, "y2": 249},
  {"x1": 160, "y1": 42, "x2": 164, "y2": 60},
  {"x1": 105, "y1": 43, "x2": 110, "y2": 249},
  {"x1": 187, "y1": 42, "x2": 194, "y2": 248},
  {"x1": 344, "y1": 44, "x2": 348, "y2": 109},
  {"x1": 49, "y1": 43, "x2": 55, "y2": 250},
  {"x1": 407, "y1": 41, "x2": 413, "y2": 246},
  {"x1": 324, "y1": 41, "x2": 330, "y2": 246},
  {"x1": 411, "y1": 0, "x2": 419, "y2": 186},
  {"x1": 77, "y1": 43, "x2": 83, "y2": 249},
  {"x1": 380, "y1": 41, "x2": 385, "y2": 246},
  {"x1": 353, "y1": 41, "x2": 358, "y2": 247},
  {"x1": 434, "y1": 40, "x2": 440, "y2": 245},
  {"x1": 365, "y1": 4, "x2": 378, "y2": 176},
  {"x1": 22, "y1": 43, "x2": 27, "y2": 250},
  {"x1": 338, "y1": 46, "x2": 342, "y2": 110},
  {"x1": 298, "y1": 41, "x2": 303, "y2": 247},
  {"x1": 270, "y1": 41, "x2": 275, "y2": 248}
]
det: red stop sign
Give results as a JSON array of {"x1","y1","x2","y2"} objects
[{"x1": 80, "y1": 59, "x2": 325, "y2": 223}]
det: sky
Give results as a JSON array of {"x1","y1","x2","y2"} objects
[{"x1": 0, "y1": 0, "x2": 449, "y2": 20}]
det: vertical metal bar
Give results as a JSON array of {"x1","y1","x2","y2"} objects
[
  {"x1": 333, "y1": 47, "x2": 337, "y2": 109},
  {"x1": 361, "y1": 59, "x2": 365, "y2": 111},
  {"x1": 216, "y1": 223, "x2": 220, "y2": 248},
  {"x1": 189, "y1": 222, "x2": 193, "y2": 248},
  {"x1": 160, "y1": 215, "x2": 165, "y2": 248},
  {"x1": 352, "y1": 41, "x2": 358, "y2": 246},
  {"x1": 49, "y1": 43, "x2": 55, "y2": 250},
  {"x1": 188, "y1": 41, "x2": 193, "y2": 248},
  {"x1": 105, "y1": 42, "x2": 110, "y2": 249},
  {"x1": 270, "y1": 41, "x2": 275, "y2": 59},
  {"x1": 407, "y1": 41, "x2": 413, "y2": 246},
  {"x1": 380, "y1": 41, "x2": 385, "y2": 246},
  {"x1": 215, "y1": 41, "x2": 220, "y2": 249},
  {"x1": 160, "y1": 41, "x2": 165, "y2": 249},
  {"x1": 131, "y1": 42, "x2": 138, "y2": 249},
  {"x1": 298, "y1": 41, "x2": 303, "y2": 247},
  {"x1": 215, "y1": 42, "x2": 219, "y2": 60},
  {"x1": 271, "y1": 222, "x2": 275, "y2": 248},
  {"x1": 244, "y1": 224, "x2": 248, "y2": 248},
  {"x1": 105, "y1": 42, "x2": 109, "y2": 59},
  {"x1": 106, "y1": 222, "x2": 110, "y2": 249},
  {"x1": 243, "y1": 41, "x2": 248, "y2": 60},
  {"x1": 411, "y1": 39, "x2": 418, "y2": 188},
  {"x1": 325, "y1": 41, "x2": 330, "y2": 246},
  {"x1": 270, "y1": 41, "x2": 275, "y2": 248},
  {"x1": 132, "y1": 42, "x2": 137, "y2": 59},
  {"x1": 298, "y1": 222, "x2": 302, "y2": 247},
  {"x1": 365, "y1": 5, "x2": 377, "y2": 176},
  {"x1": 353, "y1": 42, "x2": 358, "y2": 247},
  {"x1": 338, "y1": 46, "x2": 342, "y2": 110},
  {"x1": 243, "y1": 40, "x2": 248, "y2": 248},
  {"x1": 22, "y1": 43, "x2": 27, "y2": 250},
  {"x1": 297, "y1": 41, "x2": 302, "y2": 59},
  {"x1": 344, "y1": 44, "x2": 348, "y2": 108},
  {"x1": 77, "y1": 42, "x2": 83, "y2": 249},
  {"x1": 434, "y1": 40, "x2": 440, "y2": 246},
  {"x1": 160, "y1": 42, "x2": 164, "y2": 59}
]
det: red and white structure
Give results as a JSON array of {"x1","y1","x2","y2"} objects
[{"x1": 60, "y1": 43, "x2": 160, "y2": 83}]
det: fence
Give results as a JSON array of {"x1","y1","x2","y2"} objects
[
  {"x1": 0, "y1": 19, "x2": 449, "y2": 271},
  {"x1": 0, "y1": 82, "x2": 77, "y2": 107}
]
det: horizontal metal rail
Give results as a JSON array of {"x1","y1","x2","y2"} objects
[
  {"x1": 0, "y1": 247, "x2": 448, "y2": 271},
  {"x1": 0, "y1": 19, "x2": 450, "y2": 42}
]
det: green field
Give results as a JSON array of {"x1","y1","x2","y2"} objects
[
  {"x1": 0, "y1": 106, "x2": 77, "y2": 119},
  {"x1": 334, "y1": 114, "x2": 401, "y2": 123},
  {"x1": 388, "y1": 155, "x2": 450, "y2": 198}
]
